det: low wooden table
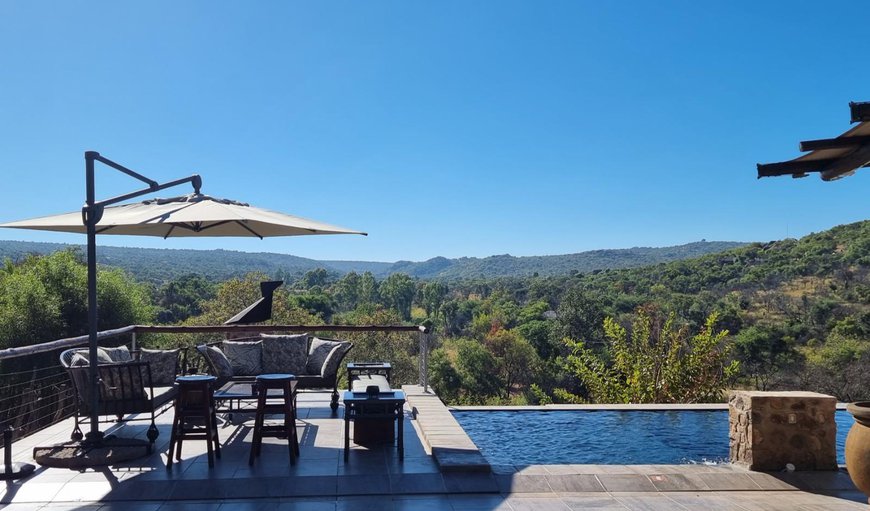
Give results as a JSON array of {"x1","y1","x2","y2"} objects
[{"x1": 343, "y1": 390, "x2": 405, "y2": 461}]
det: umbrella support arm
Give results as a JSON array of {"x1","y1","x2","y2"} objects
[{"x1": 82, "y1": 150, "x2": 203, "y2": 444}]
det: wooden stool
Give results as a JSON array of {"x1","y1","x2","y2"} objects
[
  {"x1": 249, "y1": 374, "x2": 299, "y2": 466},
  {"x1": 167, "y1": 375, "x2": 220, "y2": 468}
]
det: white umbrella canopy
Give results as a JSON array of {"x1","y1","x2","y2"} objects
[{"x1": 0, "y1": 193, "x2": 366, "y2": 238}]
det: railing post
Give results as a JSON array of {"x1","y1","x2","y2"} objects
[
  {"x1": 131, "y1": 331, "x2": 137, "y2": 351},
  {"x1": 418, "y1": 329, "x2": 430, "y2": 392}
]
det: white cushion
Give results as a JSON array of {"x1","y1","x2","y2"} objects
[{"x1": 351, "y1": 374, "x2": 391, "y2": 392}]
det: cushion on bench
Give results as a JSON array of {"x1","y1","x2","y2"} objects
[
  {"x1": 223, "y1": 340, "x2": 263, "y2": 375},
  {"x1": 260, "y1": 333, "x2": 308, "y2": 374},
  {"x1": 351, "y1": 374, "x2": 391, "y2": 393}
]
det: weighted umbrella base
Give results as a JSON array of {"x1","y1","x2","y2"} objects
[
  {"x1": 33, "y1": 436, "x2": 150, "y2": 469},
  {"x1": 0, "y1": 462, "x2": 35, "y2": 480}
]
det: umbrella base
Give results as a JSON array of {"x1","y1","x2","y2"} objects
[{"x1": 32, "y1": 435, "x2": 151, "y2": 469}]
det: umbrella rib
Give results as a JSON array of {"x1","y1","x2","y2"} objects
[
  {"x1": 163, "y1": 225, "x2": 176, "y2": 239},
  {"x1": 235, "y1": 220, "x2": 264, "y2": 239}
]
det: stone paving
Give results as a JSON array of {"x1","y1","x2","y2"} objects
[{"x1": 0, "y1": 390, "x2": 867, "y2": 510}]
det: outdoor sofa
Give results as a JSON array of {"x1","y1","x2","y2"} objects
[
  {"x1": 58, "y1": 345, "x2": 182, "y2": 450},
  {"x1": 196, "y1": 334, "x2": 353, "y2": 411}
]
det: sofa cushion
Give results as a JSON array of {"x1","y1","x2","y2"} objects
[
  {"x1": 320, "y1": 341, "x2": 353, "y2": 379},
  {"x1": 69, "y1": 353, "x2": 89, "y2": 367},
  {"x1": 260, "y1": 334, "x2": 308, "y2": 375},
  {"x1": 139, "y1": 348, "x2": 180, "y2": 386},
  {"x1": 223, "y1": 340, "x2": 263, "y2": 375},
  {"x1": 73, "y1": 348, "x2": 115, "y2": 365},
  {"x1": 102, "y1": 345, "x2": 133, "y2": 363},
  {"x1": 351, "y1": 374, "x2": 391, "y2": 392},
  {"x1": 306, "y1": 337, "x2": 344, "y2": 376},
  {"x1": 199, "y1": 345, "x2": 234, "y2": 381}
]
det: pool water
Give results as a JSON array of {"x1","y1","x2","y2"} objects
[{"x1": 452, "y1": 409, "x2": 854, "y2": 466}]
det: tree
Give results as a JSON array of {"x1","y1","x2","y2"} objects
[
  {"x1": 0, "y1": 250, "x2": 153, "y2": 349},
  {"x1": 186, "y1": 272, "x2": 322, "y2": 328},
  {"x1": 419, "y1": 281, "x2": 448, "y2": 319},
  {"x1": 359, "y1": 272, "x2": 379, "y2": 305},
  {"x1": 154, "y1": 274, "x2": 215, "y2": 324},
  {"x1": 799, "y1": 334, "x2": 870, "y2": 402},
  {"x1": 379, "y1": 273, "x2": 416, "y2": 320},
  {"x1": 562, "y1": 310, "x2": 738, "y2": 403},
  {"x1": 334, "y1": 271, "x2": 362, "y2": 312},
  {"x1": 289, "y1": 292, "x2": 336, "y2": 322},
  {"x1": 733, "y1": 325, "x2": 796, "y2": 391},
  {"x1": 484, "y1": 329, "x2": 540, "y2": 398},
  {"x1": 557, "y1": 288, "x2": 606, "y2": 346},
  {"x1": 296, "y1": 268, "x2": 335, "y2": 290}
]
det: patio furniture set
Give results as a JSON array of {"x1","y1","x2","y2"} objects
[{"x1": 58, "y1": 334, "x2": 405, "y2": 467}]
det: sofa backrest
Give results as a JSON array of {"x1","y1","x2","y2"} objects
[{"x1": 196, "y1": 334, "x2": 353, "y2": 381}]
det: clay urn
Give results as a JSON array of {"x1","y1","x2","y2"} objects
[{"x1": 846, "y1": 402, "x2": 870, "y2": 501}]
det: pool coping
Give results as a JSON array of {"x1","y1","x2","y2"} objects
[{"x1": 451, "y1": 402, "x2": 852, "y2": 411}]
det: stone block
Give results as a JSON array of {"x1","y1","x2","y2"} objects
[{"x1": 729, "y1": 390, "x2": 837, "y2": 471}]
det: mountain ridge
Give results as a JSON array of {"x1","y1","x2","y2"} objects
[{"x1": 0, "y1": 239, "x2": 747, "y2": 283}]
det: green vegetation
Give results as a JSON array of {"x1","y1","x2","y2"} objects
[{"x1": 3, "y1": 220, "x2": 869, "y2": 404}]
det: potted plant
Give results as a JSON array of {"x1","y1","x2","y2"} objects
[{"x1": 846, "y1": 401, "x2": 870, "y2": 501}]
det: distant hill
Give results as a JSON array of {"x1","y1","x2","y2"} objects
[{"x1": 0, "y1": 239, "x2": 747, "y2": 283}]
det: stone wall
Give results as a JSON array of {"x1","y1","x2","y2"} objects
[{"x1": 729, "y1": 391, "x2": 837, "y2": 471}]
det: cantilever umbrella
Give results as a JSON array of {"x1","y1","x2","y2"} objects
[
  {"x1": 0, "y1": 193, "x2": 367, "y2": 239},
  {"x1": 0, "y1": 151, "x2": 365, "y2": 467}
]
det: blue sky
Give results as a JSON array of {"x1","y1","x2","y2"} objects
[{"x1": 1, "y1": 1, "x2": 868, "y2": 262}]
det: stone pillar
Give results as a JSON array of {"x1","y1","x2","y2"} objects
[{"x1": 729, "y1": 391, "x2": 837, "y2": 471}]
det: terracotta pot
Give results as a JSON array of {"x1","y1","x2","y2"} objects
[{"x1": 845, "y1": 401, "x2": 870, "y2": 501}]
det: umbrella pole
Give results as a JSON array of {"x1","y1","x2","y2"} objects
[{"x1": 84, "y1": 151, "x2": 103, "y2": 445}]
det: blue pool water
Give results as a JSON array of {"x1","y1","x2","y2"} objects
[{"x1": 452, "y1": 409, "x2": 854, "y2": 466}]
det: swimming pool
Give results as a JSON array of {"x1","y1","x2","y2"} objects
[{"x1": 452, "y1": 409, "x2": 854, "y2": 466}]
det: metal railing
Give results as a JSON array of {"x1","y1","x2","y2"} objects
[{"x1": 0, "y1": 323, "x2": 431, "y2": 447}]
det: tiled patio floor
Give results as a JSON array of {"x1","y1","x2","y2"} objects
[{"x1": 1, "y1": 391, "x2": 867, "y2": 510}]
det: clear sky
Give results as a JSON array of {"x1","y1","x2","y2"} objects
[{"x1": 1, "y1": 1, "x2": 868, "y2": 263}]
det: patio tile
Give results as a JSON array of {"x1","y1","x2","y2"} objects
[
  {"x1": 0, "y1": 481, "x2": 64, "y2": 504},
  {"x1": 335, "y1": 474, "x2": 391, "y2": 496},
  {"x1": 442, "y1": 472, "x2": 499, "y2": 493},
  {"x1": 561, "y1": 494, "x2": 629, "y2": 510},
  {"x1": 505, "y1": 496, "x2": 571, "y2": 511},
  {"x1": 276, "y1": 476, "x2": 338, "y2": 498},
  {"x1": 596, "y1": 474, "x2": 657, "y2": 493},
  {"x1": 494, "y1": 474, "x2": 552, "y2": 493},
  {"x1": 52, "y1": 480, "x2": 113, "y2": 502},
  {"x1": 386, "y1": 456, "x2": 439, "y2": 474},
  {"x1": 335, "y1": 496, "x2": 394, "y2": 511},
  {"x1": 388, "y1": 473, "x2": 446, "y2": 494},
  {"x1": 744, "y1": 472, "x2": 803, "y2": 491},
  {"x1": 542, "y1": 464, "x2": 588, "y2": 475},
  {"x1": 646, "y1": 473, "x2": 710, "y2": 491},
  {"x1": 696, "y1": 472, "x2": 762, "y2": 491},
  {"x1": 169, "y1": 479, "x2": 229, "y2": 500},
  {"x1": 612, "y1": 493, "x2": 689, "y2": 511},
  {"x1": 274, "y1": 498, "x2": 337, "y2": 511},
  {"x1": 663, "y1": 493, "x2": 750, "y2": 510},
  {"x1": 392, "y1": 495, "x2": 453, "y2": 511},
  {"x1": 447, "y1": 494, "x2": 513, "y2": 510},
  {"x1": 156, "y1": 501, "x2": 222, "y2": 511},
  {"x1": 795, "y1": 470, "x2": 858, "y2": 491},
  {"x1": 545, "y1": 474, "x2": 605, "y2": 492}
]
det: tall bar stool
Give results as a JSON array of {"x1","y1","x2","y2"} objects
[
  {"x1": 167, "y1": 375, "x2": 220, "y2": 468},
  {"x1": 249, "y1": 373, "x2": 299, "y2": 466}
]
